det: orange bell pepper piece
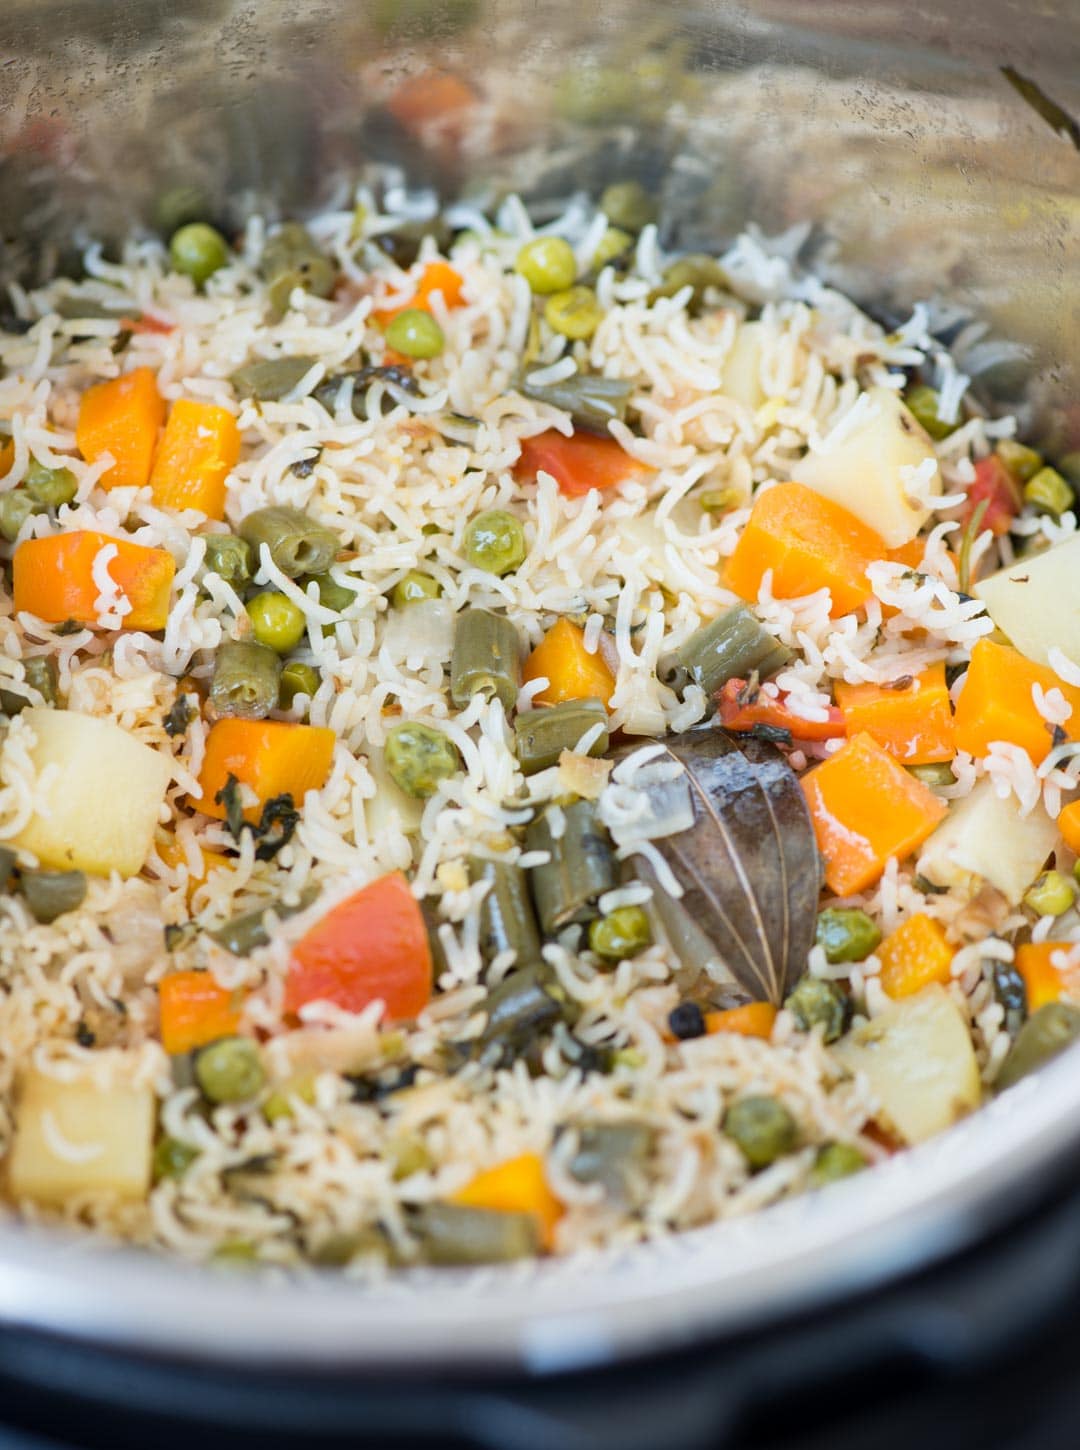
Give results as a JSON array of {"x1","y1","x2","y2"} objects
[
  {"x1": 1015, "y1": 941, "x2": 1080, "y2": 1011},
  {"x1": 148, "y1": 399, "x2": 241, "y2": 520},
  {"x1": 451, "y1": 1152, "x2": 563, "y2": 1251},
  {"x1": 513, "y1": 429, "x2": 648, "y2": 499},
  {"x1": 13, "y1": 530, "x2": 175, "y2": 631},
  {"x1": 717, "y1": 678, "x2": 845, "y2": 742},
  {"x1": 877, "y1": 913, "x2": 954, "y2": 999},
  {"x1": 75, "y1": 367, "x2": 165, "y2": 490},
  {"x1": 522, "y1": 617, "x2": 615, "y2": 707},
  {"x1": 834, "y1": 663, "x2": 955, "y2": 765},
  {"x1": 374, "y1": 260, "x2": 466, "y2": 325},
  {"x1": 725, "y1": 482, "x2": 885, "y2": 617},
  {"x1": 704, "y1": 1002, "x2": 777, "y2": 1039},
  {"x1": 154, "y1": 836, "x2": 235, "y2": 904},
  {"x1": 1058, "y1": 800, "x2": 1080, "y2": 855},
  {"x1": 954, "y1": 638, "x2": 1080, "y2": 765},
  {"x1": 285, "y1": 871, "x2": 432, "y2": 1022},
  {"x1": 801, "y1": 732, "x2": 947, "y2": 895},
  {"x1": 196, "y1": 719, "x2": 336, "y2": 824},
  {"x1": 159, "y1": 969, "x2": 243, "y2": 1055}
]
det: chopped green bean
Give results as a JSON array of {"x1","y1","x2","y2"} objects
[
  {"x1": 409, "y1": 1202, "x2": 540, "y2": 1265},
  {"x1": 154, "y1": 1136, "x2": 200, "y2": 1181},
  {"x1": 477, "y1": 963, "x2": 565, "y2": 1058},
  {"x1": 724, "y1": 1095, "x2": 798, "y2": 1170},
  {"x1": 279, "y1": 660, "x2": 320, "y2": 708},
  {"x1": 0, "y1": 656, "x2": 59, "y2": 715},
  {"x1": 568, "y1": 1121, "x2": 654, "y2": 1205},
  {"x1": 208, "y1": 890, "x2": 317, "y2": 957},
  {"x1": 526, "y1": 798, "x2": 616, "y2": 934},
  {"x1": 907, "y1": 762, "x2": 956, "y2": 789},
  {"x1": 515, "y1": 698, "x2": 608, "y2": 775},
  {"x1": 469, "y1": 856, "x2": 543, "y2": 970},
  {"x1": 169, "y1": 223, "x2": 230, "y2": 286},
  {"x1": 650, "y1": 255, "x2": 730, "y2": 311},
  {"x1": 384, "y1": 722, "x2": 460, "y2": 799},
  {"x1": 1024, "y1": 869, "x2": 1076, "y2": 917},
  {"x1": 463, "y1": 510, "x2": 526, "y2": 576},
  {"x1": 0, "y1": 489, "x2": 42, "y2": 543},
  {"x1": 814, "y1": 908, "x2": 882, "y2": 964},
  {"x1": 21, "y1": 869, "x2": 87, "y2": 924},
  {"x1": 1024, "y1": 466, "x2": 1074, "y2": 517},
  {"x1": 230, "y1": 356, "x2": 320, "y2": 401},
  {"x1": 450, "y1": 608, "x2": 522, "y2": 711},
  {"x1": 0, "y1": 848, "x2": 16, "y2": 889},
  {"x1": 808, "y1": 1142, "x2": 867, "y2": 1188},
  {"x1": 544, "y1": 286, "x2": 603, "y2": 341},
  {"x1": 995, "y1": 439, "x2": 1044, "y2": 482},
  {"x1": 588, "y1": 905, "x2": 652, "y2": 962},
  {"x1": 259, "y1": 223, "x2": 336, "y2": 318},
  {"x1": 209, "y1": 640, "x2": 282, "y2": 720},
  {"x1": 997, "y1": 1001, "x2": 1080, "y2": 1091},
  {"x1": 599, "y1": 181, "x2": 656, "y2": 234},
  {"x1": 194, "y1": 1036, "x2": 265, "y2": 1104},
  {"x1": 201, "y1": 533, "x2": 254, "y2": 584},
  {"x1": 784, "y1": 974, "x2": 851, "y2": 1043},
  {"x1": 676, "y1": 604, "x2": 792, "y2": 696},
  {"x1": 518, "y1": 372, "x2": 633, "y2": 435},
  {"x1": 385, "y1": 308, "x2": 444, "y2": 360},
  {"x1": 239, "y1": 505, "x2": 338, "y2": 578},
  {"x1": 903, "y1": 384, "x2": 956, "y2": 440},
  {"x1": 391, "y1": 571, "x2": 441, "y2": 608},
  {"x1": 23, "y1": 458, "x2": 77, "y2": 508},
  {"x1": 515, "y1": 237, "x2": 577, "y2": 294},
  {"x1": 246, "y1": 592, "x2": 307, "y2": 654}
]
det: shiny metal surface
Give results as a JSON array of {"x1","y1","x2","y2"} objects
[{"x1": 1, "y1": 0, "x2": 1080, "y2": 1372}]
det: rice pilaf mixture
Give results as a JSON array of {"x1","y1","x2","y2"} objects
[{"x1": 0, "y1": 182, "x2": 1077, "y2": 1270}]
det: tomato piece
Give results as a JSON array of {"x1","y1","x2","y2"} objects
[
  {"x1": 962, "y1": 456, "x2": 1022, "y2": 537},
  {"x1": 717, "y1": 678, "x2": 846, "y2": 742},
  {"x1": 513, "y1": 429, "x2": 647, "y2": 499}
]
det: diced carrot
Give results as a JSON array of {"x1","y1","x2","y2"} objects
[
  {"x1": 148, "y1": 399, "x2": 240, "y2": 520},
  {"x1": 374, "y1": 260, "x2": 466, "y2": 325},
  {"x1": 124, "y1": 313, "x2": 175, "y2": 335},
  {"x1": 877, "y1": 913, "x2": 954, "y2": 999},
  {"x1": 158, "y1": 969, "x2": 243, "y2": 1055},
  {"x1": 801, "y1": 732, "x2": 948, "y2": 895},
  {"x1": 513, "y1": 429, "x2": 649, "y2": 500},
  {"x1": 725, "y1": 482, "x2": 885, "y2": 617},
  {"x1": 0, "y1": 441, "x2": 13, "y2": 478},
  {"x1": 704, "y1": 1002, "x2": 777, "y2": 1039},
  {"x1": 717, "y1": 678, "x2": 845, "y2": 742},
  {"x1": 75, "y1": 367, "x2": 165, "y2": 491},
  {"x1": 834, "y1": 663, "x2": 955, "y2": 765},
  {"x1": 451, "y1": 1151, "x2": 563, "y2": 1251},
  {"x1": 962, "y1": 456, "x2": 1022, "y2": 538},
  {"x1": 285, "y1": 871, "x2": 432, "y2": 1022},
  {"x1": 196, "y1": 719, "x2": 336, "y2": 824},
  {"x1": 1058, "y1": 800, "x2": 1080, "y2": 855},
  {"x1": 1016, "y1": 941, "x2": 1080, "y2": 1011},
  {"x1": 522, "y1": 617, "x2": 615, "y2": 707},
  {"x1": 154, "y1": 836, "x2": 235, "y2": 904},
  {"x1": 12, "y1": 530, "x2": 175, "y2": 631},
  {"x1": 385, "y1": 70, "x2": 477, "y2": 138},
  {"x1": 953, "y1": 638, "x2": 1080, "y2": 765}
]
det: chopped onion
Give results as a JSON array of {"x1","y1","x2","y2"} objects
[{"x1": 381, "y1": 599, "x2": 455, "y2": 666}]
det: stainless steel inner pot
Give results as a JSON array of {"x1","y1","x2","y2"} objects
[{"x1": 1, "y1": 0, "x2": 1079, "y2": 1379}]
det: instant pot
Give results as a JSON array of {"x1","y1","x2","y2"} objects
[{"x1": 1, "y1": 2, "x2": 1079, "y2": 1445}]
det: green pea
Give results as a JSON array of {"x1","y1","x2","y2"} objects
[
  {"x1": 903, "y1": 384, "x2": 955, "y2": 441},
  {"x1": 587, "y1": 905, "x2": 652, "y2": 961},
  {"x1": 808, "y1": 1142, "x2": 867, "y2": 1189},
  {"x1": 154, "y1": 1136, "x2": 200, "y2": 1182},
  {"x1": 21, "y1": 869, "x2": 87, "y2": 924},
  {"x1": 514, "y1": 237, "x2": 577, "y2": 295},
  {"x1": 246, "y1": 591, "x2": 307, "y2": 654},
  {"x1": 699, "y1": 486, "x2": 743, "y2": 514},
  {"x1": 1024, "y1": 869, "x2": 1076, "y2": 917},
  {"x1": 1024, "y1": 466, "x2": 1074, "y2": 518},
  {"x1": 814, "y1": 908, "x2": 882, "y2": 964},
  {"x1": 0, "y1": 490, "x2": 42, "y2": 543},
  {"x1": 391, "y1": 571, "x2": 441, "y2": 608},
  {"x1": 306, "y1": 572, "x2": 355, "y2": 614},
  {"x1": 724, "y1": 1095, "x2": 798, "y2": 1170},
  {"x1": 384, "y1": 308, "x2": 444, "y2": 360},
  {"x1": 544, "y1": 286, "x2": 603, "y2": 341},
  {"x1": 263, "y1": 1072, "x2": 317, "y2": 1123},
  {"x1": 384, "y1": 721, "x2": 460, "y2": 799},
  {"x1": 599, "y1": 181, "x2": 656, "y2": 233},
  {"x1": 201, "y1": 533, "x2": 254, "y2": 585},
  {"x1": 279, "y1": 660, "x2": 320, "y2": 708},
  {"x1": 194, "y1": 1036, "x2": 265, "y2": 1104},
  {"x1": 463, "y1": 509, "x2": 526, "y2": 576},
  {"x1": 591, "y1": 227, "x2": 634, "y2": 271},
  {"x1": 23, "y1": 458, "x2": 77, "y2": 508},
  {"x1": 784, "y1": 974, "x2": 851, "y2": 1043},
  {"x1": 169, "y1": 223, "x2": 231, "y2": 286}
]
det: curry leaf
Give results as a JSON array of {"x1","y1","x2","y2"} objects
[{"x1": 614, "y1": 728, "x2": 822, "y2": 1004}]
